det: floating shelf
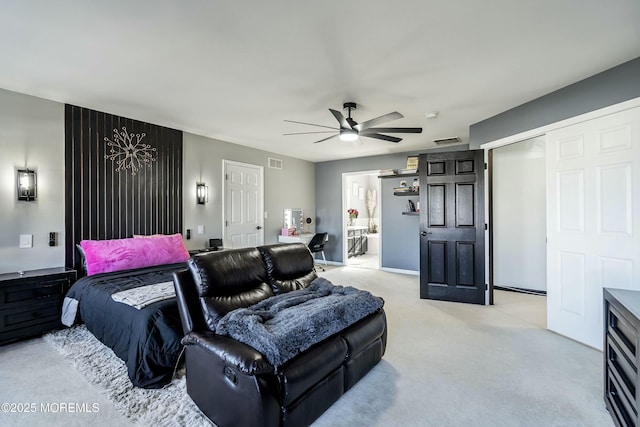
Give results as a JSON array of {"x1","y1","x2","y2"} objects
[
  {"x1": 402, "y1": 212, "x2": 419, "y2": 216},
  {"x1": 379, "y1": 172, "x2": 419, "y2": 179},
  {"x1": 394, "y1": 190, "x2": 419, "y2": 196}
]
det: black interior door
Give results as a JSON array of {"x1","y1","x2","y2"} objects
[{"x1": 419, "y1": 150, "x2": 486, "y2": 304}]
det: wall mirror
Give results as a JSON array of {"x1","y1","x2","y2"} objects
[{"x1": 283, "y1": 208, "x2": 303, "y2": 230}]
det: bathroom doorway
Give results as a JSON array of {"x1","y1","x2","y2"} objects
[{"x1": 342, "y1": 171, "x2": 381, "y2": 269}]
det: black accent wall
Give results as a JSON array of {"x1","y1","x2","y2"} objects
[{"x1": 64, "y1": 104, "x2": 183, "y2": 269}]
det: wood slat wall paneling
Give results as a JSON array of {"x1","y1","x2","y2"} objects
[{"x1": 64, "y1": 105, "x2": 183, "y2": 270}]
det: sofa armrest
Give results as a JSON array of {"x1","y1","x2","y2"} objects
[{"x1": 182, "y1": 331, "x2": 274, "y2": 375}]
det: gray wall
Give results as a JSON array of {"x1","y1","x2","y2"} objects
[
  {"x1": 469, "y1": 57, "x2": 640, "y2": 148},
  {"x1": 0, "y1": 89, "x2": 65, "y2": 273},
  {"x1": 316, "y1": 145, "x2": 467, "y2": 270},
  {"x1": 0, "y1": 88, "x2": 315, "y2": 273},
  {"x1": 380, "y1": 177, "x2": 419, "y2": 270},
  {"x1": 183, "y1": 134, "x2": 315, "y2": 250}
]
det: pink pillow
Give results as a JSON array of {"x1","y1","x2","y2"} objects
[{"x1": 81, "y1": 234, "x2": 189, "y2": 276}]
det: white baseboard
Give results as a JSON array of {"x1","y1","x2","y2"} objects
[{"x1": 381, "y1": 267, "x2": 419, "y2": 276}]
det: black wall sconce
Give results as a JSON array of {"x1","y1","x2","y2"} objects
[
  {"x1": 196, "y1": 182, "x2": 208, "y2": 204},
  {"x1": 17, "y1": 169, "x2": 37, "y2": 201}
]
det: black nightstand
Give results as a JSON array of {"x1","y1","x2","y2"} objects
[{"x1": 0, "y1": 267, "x2": 77, "y2": 345}]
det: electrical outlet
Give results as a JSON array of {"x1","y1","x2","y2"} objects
[
  {"x1": 49, "y1": 232, "x2": 57, "y2": 247},
  {"x1": 197, "y1": 225, "x2": 204, "y2": 235},
  {"x1": 19, "y1": 234, "x2": 33, "y2": 248}
]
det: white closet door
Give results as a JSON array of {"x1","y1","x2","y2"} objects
[{"x1": 546, "y1": 106, "x2": 640, "y2": 349}]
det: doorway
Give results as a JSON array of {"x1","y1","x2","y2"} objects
[
  {"x1": 491, "y1": 136, "x2": 547, "y2": 293},
  {"x1": 342, "y1": 171, "x2": 381, "y2": 269},
  {"x1": 490, "y1": 137, "x2": 547, "y2": 326}
]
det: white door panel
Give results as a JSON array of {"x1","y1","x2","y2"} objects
[
  {"x1": 547, "y1": 106, "x2": 640, "y2": 349},
  {"x1": 224, "y1": 161, "x2": 264, "y2": 249}
]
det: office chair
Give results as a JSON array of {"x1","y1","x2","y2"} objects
[{"x1": 307, "y1": 232, "x2": 328, "y2": 271}]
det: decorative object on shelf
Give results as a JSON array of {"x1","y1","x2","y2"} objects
[
  {"x1": 407, "y1": 200, "x2": 416, "y2": 212},
  {"x1": 366, "y1": 189, "x2": 377, "y2": 233},
  {"x1": 412, "y1": 178, "x2": 420, "y2": 190},
  {"x1": 378, "y1": 168, "x2": 397, "y2": 176},
  {"x1": 347, "y1": 208, "x2": 358, "y2": 226},
  {"x1": 406, "y1": 155, "x2": 419, "y2": 170},
  {"x1": 17, "y1": 169, "x2": 37, "y2": 201},
  {"x1": 196, "y1": 183, "x2": 208, "y2": 204},
  {"x1": 104, "y1": 126, "x2": 157, "y2": 176},
  {"x1": 393, "y1": 186, "x2": 413, "y2": 193},
  {"x1": 400, "y1": 180, "x2": 407, "y2": 187}
]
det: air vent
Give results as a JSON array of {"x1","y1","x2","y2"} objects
[
  {"x1": 433, "y1": 137, "x2": 461, "y2": 145},
  {"x1": 268, "y1": 157, "x2": 283, "y2": 170}
]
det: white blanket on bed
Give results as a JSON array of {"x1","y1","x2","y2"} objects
[{"x1": 110, "y1": 281, "x2": 175, "y2": 310}]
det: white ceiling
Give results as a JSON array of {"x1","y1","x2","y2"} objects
[{"x1": 0, "y1": 1, "x2": 638, "y2": 162}]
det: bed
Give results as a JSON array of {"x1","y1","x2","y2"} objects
[{"x1": 61, "y1": 234, "x2": 190, "y2": 388}]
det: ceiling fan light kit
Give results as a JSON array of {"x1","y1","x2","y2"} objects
[
  {"x1": 339, "y1": 129, "x2": 358, "y2": 141},
  {"x1": 285, "y1": 102, "x2": 422, "y2": 144}
]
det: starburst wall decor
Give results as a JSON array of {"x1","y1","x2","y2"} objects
[{"x1": 104, "y1": 126, "x2": 157, "y2": 176}]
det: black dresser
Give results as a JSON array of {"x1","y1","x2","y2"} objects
[
  {"x1": 0, "y1": 267, "x2": 76, "y2": 345},
  {"x1": 604, "y1": 288, "x2": 640, "y2": 427}
]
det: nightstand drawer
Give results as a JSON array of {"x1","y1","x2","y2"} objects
[
  {"x1": 1, "y1": 278, "x2": 69, "y2": 309},
  {"x1": 0, "y1": 301, "x2": 61, "y2": 331},
  {"x1": 0, "y1": 267, "x2": 76, "y2": 345}
]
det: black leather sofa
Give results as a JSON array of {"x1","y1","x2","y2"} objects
[{"x1": 172, "y1": 243, "x2": 387, "y2": 427}]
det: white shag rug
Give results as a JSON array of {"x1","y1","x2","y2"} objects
[{"x1": 43, "y1": 325, "x2": 214, "y2": 427}]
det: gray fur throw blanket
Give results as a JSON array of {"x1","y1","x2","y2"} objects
[{"x1": 215, "y1": 277, "x2": 383, "y2": 368}]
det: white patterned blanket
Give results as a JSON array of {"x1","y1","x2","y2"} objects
[{"x1": 111, "y1": 281, "x2": 175, "y2": 310}]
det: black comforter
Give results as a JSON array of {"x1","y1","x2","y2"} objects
[{"x1": 62, "y1": 263, "x2": 186, "y2": 388}]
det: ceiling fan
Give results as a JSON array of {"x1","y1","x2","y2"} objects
[{"x1": 284, "y1": 102, "x2": 422, "y2": 144}]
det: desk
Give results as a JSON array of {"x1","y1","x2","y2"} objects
[{"x1": 278, "y1": 233, "x2": 314, "y2": 245}]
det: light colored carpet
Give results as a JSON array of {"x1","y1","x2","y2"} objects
[
  {"x1": 42, "y1": 325, "x2": 212, "y2": 426},
  {"x1": 0, "y1": 267, "x2": 615, "y2": 427}
]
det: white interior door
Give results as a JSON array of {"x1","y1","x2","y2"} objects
[
  {"x1": 546, "y1": 106, "x2": 640, "y2": 349},
  {"x1": 223, "y1": 160, "x2": 264, "y2": 249}
]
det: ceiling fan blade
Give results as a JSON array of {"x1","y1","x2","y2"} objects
[
  {"x1": 354, "y1": 112, "x2": 403, "y2": 131},
  {"x1": 283, "y1": 131, "x2": 337, "y2": 135},
  {"x1": 284, "y1": 119, "x2": 339, "y2": 130},
  {"x1": 329, "y1": 109, "x2": 352, "y2": 129},
  {"x1": 360, "y1": 127, "x2": 422, "y2": 134},
  {"x1": 361, "y1": 133, "x2": 402, "y2": 143},
  {"x1": 313, "y1": 134, "x2": 340, "y2": 144}
]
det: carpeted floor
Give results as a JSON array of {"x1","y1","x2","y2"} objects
[
  {"x1": 0, "y1": 267, "x2": 614, "y2": 426},
  {"x1": 42, "y1": 325, "x2": 211, "y2": 426}
]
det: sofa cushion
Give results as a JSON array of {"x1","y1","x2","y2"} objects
[
  {"x1": 258, "y1": 243, "x2": 317, "y2": 294},
  {"x1": 188, "y1": 248, "x2": 274, "y2": 329},
  {"x1": 341, "y1": 310, "x2": 387, "y2": 358},
  {"x1": 277, "y1": 336, "x2": 347, "y2": 407}
]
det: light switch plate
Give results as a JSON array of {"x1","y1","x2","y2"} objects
[
  {"x1": 197, "y1": 225, "x2": 204, "y2": 235},
  {"x1": 19, "y1": 234, "x2": 33, "y2": 248}
]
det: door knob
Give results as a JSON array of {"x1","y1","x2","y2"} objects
[
  {"x1": 420, "y1": 231, "x2": 432, "y2": 237},
  {"x1": 256, "y1": 226, "x2": 263, "y2": 230}
]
